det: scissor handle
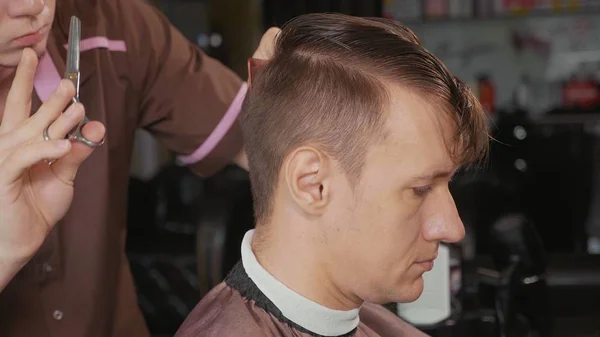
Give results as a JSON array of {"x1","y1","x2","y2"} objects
[
  {"x1": 66, "y1": 91, "x2": 105, "y2": 147},
  {"x1": 68, "y1": 115, "x2": 106, "y2": 148}
]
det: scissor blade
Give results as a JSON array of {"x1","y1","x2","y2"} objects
[
  {"x1": 66, "y1": 16, "x2": 81, "y2": 100},
  {"x1": 66, "y1": 16, "x2": 80, "y2": 76}
]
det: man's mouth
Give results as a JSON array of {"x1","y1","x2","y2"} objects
[
  {"x1": 415, "y1": 253, "x2": 438, "y2": 272},
  {"x1": 416, "y1": 260, "x2": 435, "y2": 271},
  {"x1": 13, "y1": 25, "x2": 49, "y2": 47}
]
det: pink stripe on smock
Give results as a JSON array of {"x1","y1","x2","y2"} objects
[
  {"x1": 34, "y1": 52, "x2": 62, "y2": 102},
  {"x1": 35, "y1": 38, "x2": 127, "y2": 102},
  {"x1": 64, "y1": 37, "x2": 127, "y2": 52},
  {"x1": 177, "y1": 83, "x2": 248, "y2": 165}
]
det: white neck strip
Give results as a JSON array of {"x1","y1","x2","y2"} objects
[{"x1": 241, "y1": 230, "x2": 360, "y2": 336}]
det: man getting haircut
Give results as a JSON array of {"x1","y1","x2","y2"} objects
[{"x1": 176, "y1": 13, "x2": 489, "y2": 337}]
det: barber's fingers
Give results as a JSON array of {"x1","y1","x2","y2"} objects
[
  {"x1": 0, "y1": 100, "x2": 83, "y2": 157},
  {"x1": 44, "y1": 103, "x2": 85, "y2": 141},
  {"x1": 0, "y1": 48, "x2": 38, "y2": 132},
  {"x1": 2, "y1": 76, "x2": 74, "y2": 144},
  {"x1": 49, "y1": 121, "x2": 105, "y2": 182},
  {"x1": 0, "y1": 139, "x2": 71, "y2": 186},
  {"x1": 28, "y1": 79, "x2": 75, "y2": 132},
  {"x1": 252, "y1": 27, "x2": 281, "y2": 60}
]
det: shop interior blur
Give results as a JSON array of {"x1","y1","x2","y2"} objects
[{"x1": 126, "y1": 1, "x2": 600, "y2": 336}]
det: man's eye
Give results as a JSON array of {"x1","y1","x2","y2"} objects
[{"x1": 413, "y1": 186, "x2": 432, "y2": 197}]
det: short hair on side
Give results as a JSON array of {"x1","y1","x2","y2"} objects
[{"x1": 240, "y1": 13, "x2": 489, "y2": 224}]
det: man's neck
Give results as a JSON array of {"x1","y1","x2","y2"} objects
[{"x1": 252, "y1": 220, "x2": 362, "y2": 311}]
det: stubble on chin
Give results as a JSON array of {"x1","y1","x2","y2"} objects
[
  {"x1": 0, "y1": 43, "x2": 47, "y2": 66},
  {"x1": 0, "y1": 46, "x2": 48, "y2": 90}
]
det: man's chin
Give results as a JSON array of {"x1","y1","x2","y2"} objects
[
  {"x1": 0, "y1": 42, "x2": 47, "y2": 67},
  {"x1": 27, "y1": 41, "x2": 48, "y2": 60},
  {"x1": 398, "y1": 276, "x2": 425, "y2": 303},
  {"x1": 360, "y1": 277, "x2": 425, "y2": 305},
  {"x1": 390, "y1": 277, "x2": 426, "y2": 304}
]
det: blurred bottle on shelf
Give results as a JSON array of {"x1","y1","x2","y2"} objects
[
  {"x1": 477, "y1": 74, "x2": 496, "y2": 115},
  {"x1": 424, "y1": 0, "x2": 450, "y2": 19},
  {"x1": 561, "y1": 75, "x2": 600, "y2": 112},
  {"x1": 513, "y1": 75, "x2": 532, "y2": 114},
  {"x1": 449, "y1": 0, "x2": 474, "y2": 19},
  {"x1": 476, "y1": 0, "x2": 497, "y2": 17},
  {"x1": 382, "y1": 0, "x2": 422, "y2": 21}
]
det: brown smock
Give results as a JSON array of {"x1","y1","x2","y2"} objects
[{"x1": 0, "y1": 0, "x2": 245, "y2": 336}]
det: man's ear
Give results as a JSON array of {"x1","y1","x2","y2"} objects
[
  {"x1": 247, "y1": 58, "x2": 269, "y2": 88},
  {"x1": 284, "y1": 147, "x2": 331, "y2": 215}
]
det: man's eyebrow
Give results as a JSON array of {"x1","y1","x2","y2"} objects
[{"x1": 410, "y1": 168, "x2": 456, "y2": 183}]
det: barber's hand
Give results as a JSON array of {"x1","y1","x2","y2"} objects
[
  {"x1": 0, "y1": 48, "x2": 105, "y2": 264},
  {"x1": 252, "y1": 27, "x2": 281, "y2": 61}
]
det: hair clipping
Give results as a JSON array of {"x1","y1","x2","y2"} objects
[{"x1": 247, "y1": 58, "x2": 269, "y2": 88}]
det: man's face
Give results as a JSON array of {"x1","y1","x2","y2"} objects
[
  {"x1": 0, "y1": 0, "x2": 55, "y2": 66},
  {"x1": 322, "y1": 87, "x2": 465, "y2": 304}
]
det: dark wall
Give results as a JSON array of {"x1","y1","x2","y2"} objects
[{"x1": 263, "y1": 0, "x2": 382, "y2": 27}]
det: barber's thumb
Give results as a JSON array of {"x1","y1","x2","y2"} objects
[{"x1": 52, "y1": 121, "x2": 105, "y2": 182}]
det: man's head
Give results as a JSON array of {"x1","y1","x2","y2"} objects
[
  {"x1": 0, "y1": 0, "x2": 55, "y2": 67},
  {"x1": 240, "y1": 13, "x2": 488, "y2": 305}
]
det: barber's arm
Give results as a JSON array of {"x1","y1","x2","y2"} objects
[
  {"x1": 0, "y1": 49, "x2": 105, "y2": 292},
  {"x1": 122, "y1": 0, "x2": 278, "y2": 175}
]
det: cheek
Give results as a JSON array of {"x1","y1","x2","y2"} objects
[
  {"x1": 43, "y1": 0, "x2": 56, "y2": 16},
  {"x1": 384, "y1": 198, "x2": 424, "y2": 251},
  {"x1": 374, "y1": 205, "x2": 426, "y2": 284},
  {"x1": 0, "y1": 6, "x2": 10, "y2": 42},
  {"x1": 357, "y1": 195, "x2": 422, "y2": 264},
  {"x1": 387, "y1": 217, "x2": 422, "y2": 274}
]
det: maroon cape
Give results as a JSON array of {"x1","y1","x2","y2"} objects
[{"x1": 176, "y1": 261, "x2": 429, "y2": 337}]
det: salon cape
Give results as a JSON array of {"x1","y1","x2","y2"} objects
[{"x1": 175, "y1": 230, "x2": 429, "y2": 337}]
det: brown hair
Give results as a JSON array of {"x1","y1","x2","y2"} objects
[{"x1": 240, "y1": 13, "x2": 489, "y2": 223}]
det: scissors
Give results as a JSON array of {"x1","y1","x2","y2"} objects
[
  {"x1": 43, "y1": 16, "x2": 103, "y2": 165},
  {"x1": 58, "y1": 16, "x2": 105, "y2": 148},
  {"x1": 64, "y1": 16, "x2": 104, "y2": 148}
]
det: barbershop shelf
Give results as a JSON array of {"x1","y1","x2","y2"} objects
[
  {"x1": 533, "y1": 113, "x2": 600, "y2": 126},
  {"x1": 474, "y1": 253, "x2": 600, "y2": 336},
  {"x1": 554, "y1": 315, "x2": 600, "y2": 337},
  {"x1": 475, "y1": 253, "x2": 600, "y2": 287},
  {"x1": 545, "y1": 253, "x2": 600, "y2": 287},
  {"x1": 401, "y1": 8, "x2": 600, "y2": 25}
]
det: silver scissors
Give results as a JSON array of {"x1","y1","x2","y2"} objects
[{"x1": 64, "y1": 15, "x2": 104, "y2": 148}]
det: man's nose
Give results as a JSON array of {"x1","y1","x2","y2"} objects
[
  {"x1": 8, "y1": 0, "x2": 45, "y2": 18},
  {"x1": 422, "y1": 189, "x2": 465, "y2": 243}
]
